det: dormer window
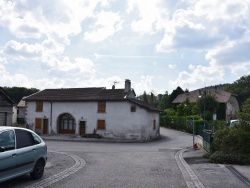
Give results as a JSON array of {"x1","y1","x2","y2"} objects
[{"x1": 131, "y1": 106, "x2": 136, "y2": 112}]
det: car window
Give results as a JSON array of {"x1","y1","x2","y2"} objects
[
  {"x1": 32, "y1": 132, "x2": 42, "y2": 144},
  {"x1": 0, "y1": 130, "x2": 15, "y2": 151},
  {"x1": 15, "y1": 129, "x2": 35, "y2": 149}
]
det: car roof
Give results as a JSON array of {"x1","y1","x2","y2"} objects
[{"x1": 0, "y1": 126, "x2": 31, "y2": 132}]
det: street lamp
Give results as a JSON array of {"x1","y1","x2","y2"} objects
[{"x1": 198, "y1": 88, "x2": 206, "y2": 127}]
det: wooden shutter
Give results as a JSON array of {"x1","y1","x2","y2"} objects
[
  {"x1": 153, "y1": 120, "x2": 156, "y2": 129},
  {"x1": 98, "y1": 101, "x2": 106, "y2": 113},
  {"x1": 36, "y1": 102, "x2": 43, "y2": 112},
  {"x1": 35, "y1": 118, "x2": 42, "y2": 129},
  {"x1": 97, "y1": 120, "x2": 105, "y2": 130}
]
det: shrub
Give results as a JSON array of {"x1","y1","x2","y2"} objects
[
  {"x1": 210, "y1": 151, "x2": 250, "y2": 165},
  {"x1": 212, "y1": 125, "x2": 250, "y2": 155}
]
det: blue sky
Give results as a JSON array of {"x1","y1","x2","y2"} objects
[{"x1": 0, "y1": 0, "x2": 250, "y2": 95}]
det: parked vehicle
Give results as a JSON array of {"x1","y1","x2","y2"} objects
[
  {"x1": 0, "y1": 126, "x2": 47, "y2": 183},
  {"x1": 228, "y1": 119, "x2": 240, "y2": 127}
]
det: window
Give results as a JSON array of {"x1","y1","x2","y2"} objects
[
  {"x1": 36, "y1": 101, "x2": 43, "y2": 112},
  {"x1": 15, "y1": 129, "x2": 35, "y2": 149},
  {"x1": 58, "y1": 113, "x2": 76, "y2": 134},
  {"x1": 0, "y1": 130, "x2": 15, "y2": 151},
  {"x1": 35, "y1": 118, "x2": 42, "y2": 129},
  {"x1": 153, "y1": 120, "x2": 156, "y2": 130},
  {"x1": 98, "y1": 101, "x2": 106, "y2": 113},
  {"x1": 97, "y1": 120, "x2": 105, "y2": 130},
  {"x1": 32, "y1": 133, "x2": 41, "y2": 145},
  {"x1": 131, "y1": 106, "x2": 136, "y2": 112}
]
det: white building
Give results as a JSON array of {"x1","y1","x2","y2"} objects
[{"x1": 24, "y1": 80, "x2": 161, "y2": 141}]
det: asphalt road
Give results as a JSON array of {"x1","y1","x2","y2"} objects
[{"x1": 1, "y1": 128, "x2": 247, "y2": 188}]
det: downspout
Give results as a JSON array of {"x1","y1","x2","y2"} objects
[{"x1": 50, "y1": 101, "x2": 53, "y2": 134}]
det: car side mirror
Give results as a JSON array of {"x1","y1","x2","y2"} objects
[{"x1": 0, "y1": 147, "x2": 5, "y2": 152}]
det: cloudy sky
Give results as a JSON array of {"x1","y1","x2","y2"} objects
[{"x1": 0, "y1": 0, "x2": 250, "y2": 95}]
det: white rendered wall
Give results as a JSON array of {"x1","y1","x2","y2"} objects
[{"x1": 25, "y1": 100, "x2": 160, "y2": 140}]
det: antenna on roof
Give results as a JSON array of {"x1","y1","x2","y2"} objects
[{"x1": 112, "y1": 81, "x2": 119, "y2": 89}]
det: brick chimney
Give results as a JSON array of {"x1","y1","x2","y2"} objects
[{"x1": 124, "y1": 79, "x2": 131, "y2": 92}]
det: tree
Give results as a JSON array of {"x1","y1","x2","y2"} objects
[
  {"x1": 3, "y1": 87, "x2": 40, "y2": 103},
  {"x1": 142, "y1": 91, "x2": 149, "y2": 104},
  {"x1": 157, "y1": 92, "x2": 170, "y2": 110},
  {"x1": 196, "y1": 93, "x2": 218, "y2": 121},
  {"x1": 225, "y1": 75, "x2": 250, "y2": 105},
  {"x1": 170, "y1": 86, "x2": 184, "y2": 108}
]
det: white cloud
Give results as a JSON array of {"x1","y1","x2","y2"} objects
[
  {"x1": 0, "y1": 57, "x2": 8, "y2": 64},
  {"x1": 127, "y1": 0, "x2": 168, "y2": 35},
  {"x1": 41, "y1": 55, "x2": 96, "y2": 75},
  {"x1": 0, "y1": 63, "x2": 32, "y2": 87},
  {"x1": 206, "y1": 41, "x2": 250, "y2": 66},
  {"x1": 4, "y1": 40, "x2": 43, "y2": 59},
  {"x1": 156, "y1": 0, "x2": 250, "y2": 53},
  {"x1": 84, "y1": 11, "x2": 122, "y2": 42},
  {"x1": 168, "y1": 64, "x2": 176, "y2": 69},
  {"x1": 134, "y1": 75, "x2": 154, "y2": 94},
  {"x1": 169, "y1": 65, "x2": 225, "y2": 90}
]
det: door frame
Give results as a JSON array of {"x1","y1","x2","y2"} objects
[
  {"x1": 79, "y1": 121, "x2": 86, "y2": 136},
  {"x1": 43, "y1": 119, "x2": 48, "y2": 134}
]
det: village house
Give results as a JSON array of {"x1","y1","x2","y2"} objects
[
  {"x1": 172, "y1": 87, "x2": 240, "y2": 120},
  {"x1": 24, "y1": 80, "x2": 161, "y2": 141},
  {"x1": 0, "y1": 87, "x2": 17, "y2": 126}
]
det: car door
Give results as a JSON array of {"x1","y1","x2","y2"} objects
[
  {"x1": 15, "y1": 129, "x2": 38, "y2": 175},
  {"x1": 0, "y1": 130, "x2": 17, "y2": 183}
]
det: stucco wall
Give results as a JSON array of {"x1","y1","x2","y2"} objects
[
  {"x1": 226, "y1": 96, "x2": 240, "y2": 120},
  {"x1": 12, "y1": 107, "x2": 17, "y2": 124},
  {"x1": 18, "y1": 107, "x2": 26, "y2": 118},
  {"x1": 25, "y1": 100, "x2": 160, "y2": 140}
]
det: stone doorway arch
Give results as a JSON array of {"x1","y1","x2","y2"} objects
[{"x1": 58, "y1": 113, "x2": 76, "y2": 134}]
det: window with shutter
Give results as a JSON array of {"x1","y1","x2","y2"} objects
[
  {"x1": 97, "y1": 120, "x2": 105, "y2": 130},
  {"x1": 98, "y1": 101, "x2": 106, "y2": 113},
  {"x1": 36, "y1": 101, "x2": 43, "y2": 112},
  {"x1": 35, "y1": 118, "x2": 42, "y2": 129}
]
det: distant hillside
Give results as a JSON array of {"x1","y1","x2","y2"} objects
[
  {"x1": 3, "y1": 87, "x2": 40, "y2": 104},
  {"x1": 207, "y1": 83, "x2": 231, "y2": 90}
]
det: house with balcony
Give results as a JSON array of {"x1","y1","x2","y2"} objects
[{"x1": 24, "y1": 80, "x2": 161, "y2": 141}]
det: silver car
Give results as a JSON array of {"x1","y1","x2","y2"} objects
[{"x1": 0, "y1": 126, "x2": 47, "y2": 183}]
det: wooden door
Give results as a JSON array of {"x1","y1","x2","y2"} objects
[
  {"x1": 43, "y1": 119, "x2": 48, "y2": 134},
  {"x1": 79, "y1": 121, "x2": 86, "y2": 136}
]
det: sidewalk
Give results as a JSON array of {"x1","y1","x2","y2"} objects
[{"x1": 183, "y1": 148, "x2": 250, "y2": 187}]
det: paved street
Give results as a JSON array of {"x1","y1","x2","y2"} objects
[{"x1": 0, "y1": 128, "x2": 249, "y2": 188}]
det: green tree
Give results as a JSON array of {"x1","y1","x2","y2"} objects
[
  {"x1": 3, "y1": 87, "x2": 39, "y2": 103},
  {"x1": 157, "y1": 92, "x2": 170, "y2": 110},
  {"x1": 142, "y1": 91, "x2": 149, "y2": 104},
  {"x1": 225, "y1": 74, "x2": 250, "y2": 104},
  {"x1": 196, "y1": 93, "x2": 218, "y2": 121},
  {"x1": 170, "y1": 86, "x2": 184, "y2": 109},
  {"x1": 177, "y1": 103, "x2": 185, "y2": 116}
]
